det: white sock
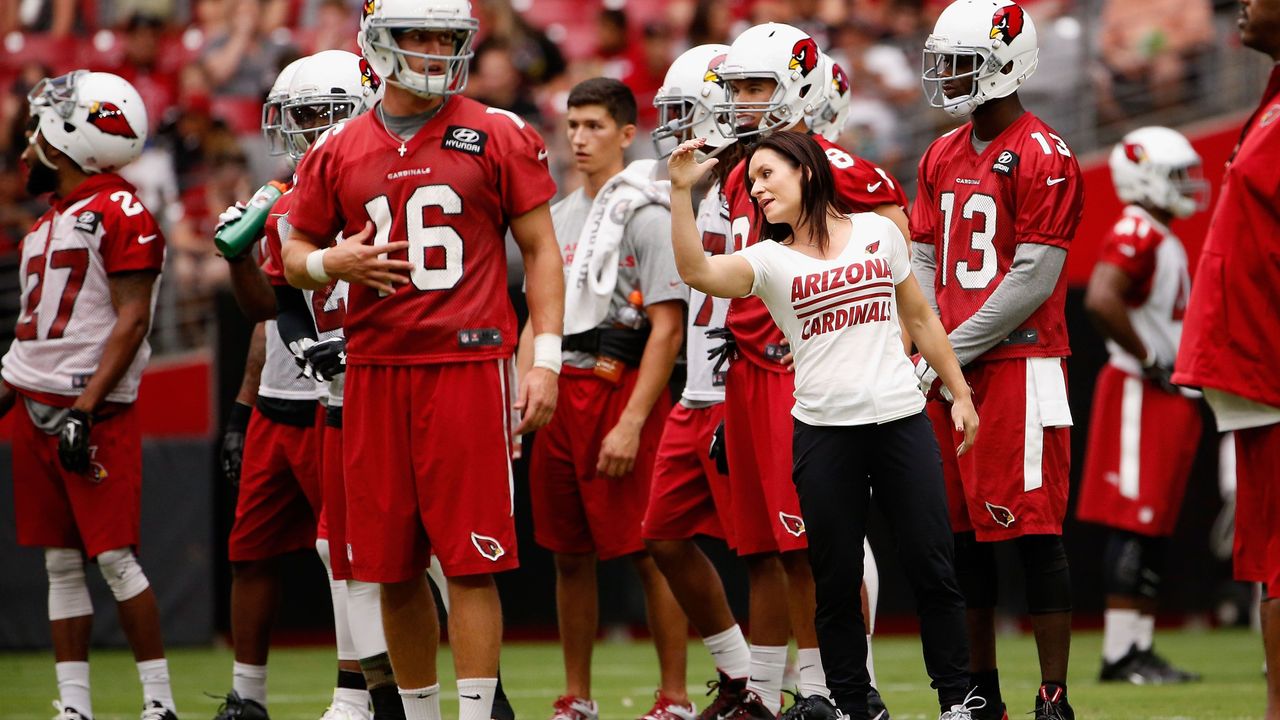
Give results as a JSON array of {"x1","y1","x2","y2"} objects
[
  {"x1": 458, "y1": 677, "x2": 498, "y2": 720},
  {"x1": 232, "y1": 661, "x2": 268, "y2": 706},
  {"x1": 346, "y1": 580, "x2": 389, "y2": 659},
  {"x1": 137, "y1": 659, "x2": 175, "y2": 712},
  {"x1": 56, "y1": 661, "x2": 91, "y2": 718},
  {"x1": 703, "y1": 625, "x2": 751, "y2": 679},
  {"x1": 335, "y1": 686, "x2": 371, "y2": 710},
  {"x1": 1102, "y1": 609, "x2": 1140, "y2": 663},
  {"x1": 1135, "y1": 614, "x2": 1156, "y2": 652},
  {"x1": 796, "y1": 648, "x2": 830, "y2": 699},
  {"x1": 865, "y1": 635, "x2": 877, "y2": 687},
  {"x1": 400, "y1": 684, "x2": 442, "y2": 720},
  {"x1": 746, "y1": 645, "x2": 787, "y2": 713}
]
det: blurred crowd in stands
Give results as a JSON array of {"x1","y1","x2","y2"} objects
[{"x1": 0, "y1": 0, "x2": 1260, "y2": 352}]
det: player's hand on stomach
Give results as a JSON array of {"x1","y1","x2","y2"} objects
[
  {"x1": 323, "y1": 221, "x2": 413, "y2": 295},
  {"x1": 950, "y1": 395, "x2": 979, "y2": 456},
  {"x1": 514, "y1": 366, "x2": 558, "y2": 436},
  {"x1": 598, "y1": 416, "x2": 642, "y2": 478}
]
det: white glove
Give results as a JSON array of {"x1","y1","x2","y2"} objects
[
  {"x1": 914, "y1": 356, "x2": 954, "y2": 402},
  {"x1": 216, "y1": 201, "x2": 248, "y2": 233},
  {"x1": 288, "y1": 338, "x2": 317, "y2": 379}
]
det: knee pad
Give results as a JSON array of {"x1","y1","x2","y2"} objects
[
  {"x1": 346, "y1": 580, "x2": 389, "y2": 660},
  {"x1": 45, "y1": 548, "x2": 93, "y2": 621},
  {"x1": 953, "y1": 532, "x2": 999, "y2": 609},
  {"x1": 316, "y1": 538, "x2": 334, "y2": 579},
  {"x1": 95, "y1": 547, "x2": 150, "y2": 603},
  {"x1": 1137, "y1": 536, "x2": 1169, "y2": 601},
  {"x1": 1017, "y1": 535, "x2": 1072, "y2": 614}
]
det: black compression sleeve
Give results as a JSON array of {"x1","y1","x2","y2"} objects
[{"x1": 274, "y1": 285, "x2": 318, "y2": 348}]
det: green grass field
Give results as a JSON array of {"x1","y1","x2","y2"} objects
[{"x1": 0, "y1": 629, "x2": 1266, "y2": 720}]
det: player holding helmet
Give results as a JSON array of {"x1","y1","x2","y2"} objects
[{"x1": 912, "y1": 1, "x2": 1084, "y2": 718}]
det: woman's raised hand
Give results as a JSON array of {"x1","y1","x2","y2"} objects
[{"x1": 668, "y1": 138, "x2": 719, "y2": 190}]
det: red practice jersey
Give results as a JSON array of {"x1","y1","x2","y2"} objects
[
  {"x1": 2, "y1": 174, "x2": 165, "y2": 405},
  {"x1": 910, "y1": 112, "x2": 1084, "y2": 362},
  {"x1": 724, "y1": 134, "x2": 909, "y2": 371},
  {"x1": 288, "y1": 97, "x2": 556, "y2": 365}
]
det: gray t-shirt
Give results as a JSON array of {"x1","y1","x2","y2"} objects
[{"x1": 552, "y1": 187, "x2": 685, "y2": 370}]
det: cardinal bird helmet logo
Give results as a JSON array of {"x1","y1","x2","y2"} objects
[
  {"x1": 86, "y1": 101, "x2": 137, "y2": 139},
  {"x1": 789, "y1": 37, "x2": 819, "y2": 75},
  {"x1": 990, "y1": 3, "x2": 1027, "y2": 45}
]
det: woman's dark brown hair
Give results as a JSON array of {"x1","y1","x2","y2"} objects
[{"x1": 743, "y1": 131, "x2": 851, "y2": 254}]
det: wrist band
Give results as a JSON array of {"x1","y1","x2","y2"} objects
[
  {"x1": 532, "y1": 333, "x2": 563, "y2": 374},
  {"x1": 306, "y1": 248, "x2": 331, "y2": 284}
]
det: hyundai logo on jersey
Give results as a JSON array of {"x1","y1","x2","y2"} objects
[{"x1": 443, "y1": 125, "x2": 488, "y2": 154}]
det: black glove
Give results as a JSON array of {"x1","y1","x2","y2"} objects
[
  {"x1": 1143, "y1": 362, "x2": 1178, "y2": 394},
  {"x1": 705, "y1": 327, "x2": 737, "y2": 375},
  {"x1": 222, "y1": 402, "x2": 252, "y2": 486},
  {"x1": 57, "y1": 408, "x2": 93, "y2": 474},
  {"x1": 303, "y1": 337, "x2": 347, "y2": 382},
  {"x1": 708, "y1": 419, "x2": 729, "y2": 475}
]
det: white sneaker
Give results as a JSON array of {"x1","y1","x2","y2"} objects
[
  {"x1": 52, "y1": 701, "x2": 89, "y2": 720},
  {"x1": 319, "y1": 701, "x2": 372, "y2": 720},
  {"x1": 939, "y1": 690, "x2": 986, "y2": 720},
  {"x1": 140, "y1": 699, "x2": 178, "y2": 720}
]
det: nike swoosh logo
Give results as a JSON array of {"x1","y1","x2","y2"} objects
[
  {"x1": 866, "y1": 182, "x2": 883, "y2": 192},
  {"x1": 138, "y1": 234, "x2": 157, "y2": 244},
  {"x1": 1046, "y1": 177, "x2": 1066, "y2": 186},
  {"x1": 461, "y1": 694, "x2": 482, "y2": 701}
]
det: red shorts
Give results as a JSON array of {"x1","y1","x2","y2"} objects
[
  {"x1": 1232, "y1": 422, "x2": 1280, "y2": 595},
  {"x1": 228, "y1": 406, "x2": 323, "y2": 562},
  {"x1": 530, "y1": 366, "x2": 671, "y2": 560},
  {"x1": 723, "y1": 359, "x2": 807, "y2": 556},
  {"x1": 642, "y1": 402, "x2": 734, "y2": 547},
  {"x1": 11, "y1": 399, "x2": 141, "y2": 558},
  {"x1": 319, "y1": 412, "x2": 352, "y2": 580},
  {"x1": 1076, "y1": 365, "x2": 1201, "y2": 536},
  {"x1": 926, "y1": 358, "x2": 1071, "y2": 541},
  {"x1": 344, "y1": 361, "x2": 518, "y2": 582}
]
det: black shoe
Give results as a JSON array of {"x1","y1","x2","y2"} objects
[
  {"x1": 1033, "y1": 686, "x2": 1073, "y2": 720},
  {"x1": 867, "y1": 687, "x2": 890, "y2": 720},
  {"x1": 723, "y1": 691, "x2": 776, "y2": 720},
  {"x1": 141, "y1": 700, "x2": 179, "y2": 720},
  {"x1": 1099, "y1": 646, "x2": 1163, "y2": 685},
  {"x1": 1138, "y1": 648, "x2": 1201, "y2": 683},
  {"x1": 779, "y1": 693, "x2": 838, "y2": 720},
  {"x1": 698, "y1": 672, "x2": 747, "y2": 720},
  {"x1": 492, "y1": 684, "x2": 516, "y2": 720},
  {"x1": 211, "y1": 691, "x2": 269, "y2": 720}
]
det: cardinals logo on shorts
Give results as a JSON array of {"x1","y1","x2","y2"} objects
[
  {"x1": 471, "y1": 532, "x2": 505, "y2": 561},
  {"x1": 985, "y1": 501, "x2": 1016, "y2": 528},
  {"x1": 990, "y1": 3, "x2": 1026, "y2": 45},
  {"x1": 831, "y1": 63, "x2": 850, "y2": 96},
  {"x1": 86, "y1": 101, "x2": 136, "y2": 139},
  {"x1": 359, "y1": 57, "x2": 382, "y2": 92},
  {"x1": 778, "y1": 512, "x2": 806, "y2": 537},
  {"x1": 789, "y1": 37, "x2": 819, "y2": 75},
  {"x1": 705, "y1": 54, "x2": 727, "y2": 85}
]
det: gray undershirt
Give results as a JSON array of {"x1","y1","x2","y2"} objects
[
  {"x1": 379, "y1": 98, "x2": 448, "y2": 141},
  {"x1": 911, "y1": 242, "x2": 1067, "y2": 367},
  {"x1": 971, "y1": 132, "x2": 992, "y2": 154}
]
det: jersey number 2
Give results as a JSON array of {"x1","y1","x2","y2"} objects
[
  {"x1": 16, "y1": 249, "x2": 90, "y2": 341},
  {"x1": 365, "y1": 185, "x2": 464, "y2": 292}
]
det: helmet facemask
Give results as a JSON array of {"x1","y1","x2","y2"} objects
[
  {"x1": 714, "y1": 72, "x2": 800, "y2": 140},
  {"x1": 261, "y1": 93, "x2": 289, "y2": 156},
  {"x1": 281, "y1": 96, "x2": 358, "y2": 160},
  {"x1": 1165, "y1": 163, "x2": 1209, "y2": 219},
  {"x1": 364, "y1": 22, "x2": 477, "y2": 98},
  {"x1": 652, "y1": 96, "x2": 698, "y2": 158},
  {"x1": 922, "y1": 45, "x2": 994, "y2": 118}
]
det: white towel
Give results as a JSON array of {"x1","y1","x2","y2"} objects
[{"x1": 563, "y1": 159, "x2": 671, "y2": 334}]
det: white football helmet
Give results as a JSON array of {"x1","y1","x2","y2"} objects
[
  {"x1": 1109, "y1": 126, "x2": 1208, "y2": 219},
  {"x1": 714, "y1": 23, "x2": 827, "y2": 139},
  {"x1": 282, "y1": 50, "x2": 383, "y2": 161},
  {"x1": 808, "y1": 53, "x2": 852, "y2": 142},
  {"x1": 358, "y1": 0, "x2": 478, "y2": 98},
  {"x1": 263, "y1": 57, "x2": 307, "y2": 157},
  {"x1": 28, "y1": 70, "x2": 147, "y2": 173},
  {"x1": 652, "y1": 43, "x2": 733, "y2": 158},
  {"x1": 922, "y1": 0, "x2": 1038, "y2": 118}
]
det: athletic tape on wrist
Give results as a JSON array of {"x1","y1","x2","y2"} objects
[
  {"x1": 532, "y1": 333, "x2": 563, "y2": 374},
  {"x1": 306, "y1": 248, "x2": 332, "y2": 284}
]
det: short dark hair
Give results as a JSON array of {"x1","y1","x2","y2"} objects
[
  {"x1": 566, "y1": 77, "x2": 637, "y2": 127},
  {"x1": 744, "y1": 131, "x2": 851, "y2": 254}
]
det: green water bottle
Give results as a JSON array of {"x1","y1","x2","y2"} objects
[{"x1": 215, "y1": 180, "x2": 288, "y2": 259}]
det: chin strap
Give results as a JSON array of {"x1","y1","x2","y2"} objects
[{"x1": 30, "y1": 129, "x2": 60, "y2": 170}]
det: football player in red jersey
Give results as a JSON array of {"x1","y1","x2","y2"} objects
[
  {"x1": 707, "y1": 22, "x2": 910, "y2": 720},
  {"x1": 1079, "y1": 127, "x2": 1206, "y2": 686},
  {"x1": 1174, "y1": 2, "x2": 1280, "y2": 716},
  {"x1": 2, "y1": 70, "x2": 177, "y2": 720},
  {"x1": 281, "y1": 2, "x2": 565, "y2": 720},
  {"x1": 913, "y1": 2, "x2": 1084, "y2": 718}
]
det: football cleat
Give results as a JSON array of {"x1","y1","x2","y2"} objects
[
  {"x1": 52, "y1": 701, "x2": 90, "y2": 720},
  {"x1": 697, "y1": 672, "x2": 746, "y2": 720},
  {"x1": 549, "y1": 696, "x2": 598, "y2": 720},
  {"x1": 938, "y1": 689, "x2": 986, "y2": 720},
  {"x1": 722, "y1": 692, "x2": 775, "y2": 720},
  {"x1": 1033, "y1": 685, "x2": 1073, "y2": 720},
  {"x1": 867, "y1": 687, "x2": 891, "y2": 720},
  {"x1": 212, "y1": 690, "x2": 269, "y2": 720},
  {"x1": 639, "y1": 694, "x2": 697, "y2": 720},
  {"x1": 1138, "y1": 648, "x2": 1201, "y2": 683},
  {"x1": 779, "y1": 692, "x2": 839, "y2": 720},
  {"x1": 492, "y1": 684, "x2": 516, "y2": 720},
  {"x1": 141, "y1": 700, "x2": 178, "y2": 720},
  {"x1": 318, "y1": 700, "x2": 370, "y2": 720}
]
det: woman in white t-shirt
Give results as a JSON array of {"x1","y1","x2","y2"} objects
[{"x1": 668, "y1": 131, "x2": 981, "y2": 720}]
